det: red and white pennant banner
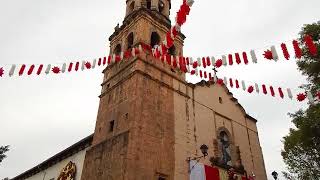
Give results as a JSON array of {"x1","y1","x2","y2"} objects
[
  {"x1": 188, "y1": 69, "x2": 320, "y2": 104},
  {"x1": 0, "y1": 46, "x2": 142, "y2": 77},
  {"x1": 184, "y1": 35, "x2": 318, "y2": 70},
  {"x1": 153, "y1": 0, "x2": 194, "y2": 56}
]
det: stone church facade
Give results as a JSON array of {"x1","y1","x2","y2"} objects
[{"x1": 12, "y1": 0, "x2": 267, "y2": 180}]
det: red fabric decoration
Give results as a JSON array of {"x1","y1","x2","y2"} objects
[
  {"x1": 108, "y1": 56, "x2": 112, "y2": 64},
  {"x1": 242, "y1": 52, "x2": 249, "y2": 64},
  {"x1": 262, "y1": 85, "x2": 267, "y2": 94},
  {"x1": 235, "y1": 80, "x2": 239, "y2": 88},
  {"x1": 98, "y1": 58, "x2": 102, "y2": 66},
  {"x1": 85, "y1": 62, "x2": 91, "y2": 69},
  {"x1": 204, "y1": 71, "x2": 207, "y2": 79},
  {"x1": 179, "y1": 57, "x2": 183, "y2": 67},
  {"x1": 228, "y1": 54, "x2": 233, "y2": 65},
  {"x1": 292, "y1": 40, "x2": 302, "y2": 59},
  {"x1": 192, "y1": 61, "x2": 198, "y2": 69},
  {"x1": 204, "y1": 165, "x2": 220, "y2": 179},
  {"x1": 182, "y1": 57, "x2": 189, "y2": 65},
  {"x1": 297, "y1": 93, "x2": 307, "y2": 102},
  {"x1": 190, "y1": 70, "x2": 196, "y2": 75},
  {"x1": 68, "y1": 63, "x2": 73, "y2": 72},
  {"x1": 115, "y1": 55, "x2": 121, "y2": 62},
  {"x1": 19, "y1": 64, "x2": 26, "y2": 76},
  {"x1": 166, "y1": 33, "x2": 174, "y2": 48},
  {"x1": 281, "y1": 43, "x2": 290, "y2": 60},
  {"x1": 235, "y1": 53, "x2": 241, "y2": 64},
  {"x1": 206, "y1": 57, "x2": 211, "y2": 66},
  {"x1": 172, "y1": 27, "x2": 179, "y2": 38},
  {"x1": 217, "y1": 78, "x2": 224, "y2": 85},
  {"x1": 75, "y1": 62, "x2": 80, "y2": 71},
  {"x1": 37, "y1": 64, "x2": 44, "y2": 75},
  {"x1": 0, "y1": 67, "x2": 4, "y2": 77},
  {"x1": 176, "y1": 5, "x2": 188, "y2": 26},
  {"x1": 215, "y1": 59, "x2": 223, "y2": 68},
  {"x1": 141, "y1": 43, "x2": 152, "y2": 52},
  {"x1": 173, "y1": 57, "x2": 177, "y2": 68},
  {"x1": 202, "y1": 57, "x2": 207, "y2": 68},
  {"x1": 263, "y1": 50, "x2": 273, "y2": 60},
  {"x1": 229, "y1": 78, "x2": 234, "y2": 87},
  {"x1": 181, "y1": 64, "x2": 187, "y2": 73},
  {"x1": 270, "y1": 86, "x2": 275, "y2": 97},
  {"x1": 52, "y1": 66, "x2": 61, "y2": 74},
  {"x1": 304, "y1": 35, "x2": 318, "y2": 56},
  {"x1": 278, "y1": 88, "x2": 284, "y2": 99},
  {"x1": 209, "y1": 73, "x2": 212, "y2": 81},
  {"x1": 103, "y1": 57, "x2": 107, "y2": 65},
  {"x1": 248, "y1": 86, "x2": 254, "y2": 93},
  {"x1": 27, "y1": 65, "x2": 35, "y2": 75},
  {"x1": 124, "y1": 50, "x2": 131, "y2": 58},
  {"x1": 199, "y1": 70, "x2": 203, "y2": 78},
  {"x1": 186, "y1": 57, "x2": 190, "y2": 65}
]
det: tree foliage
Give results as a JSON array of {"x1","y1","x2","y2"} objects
[
  {"x1": 296, "y1": 21, "x2": 320, "y2": 93},
  {"x1": 0, "y1": 145, "x2": 9, "y2": 164},
  {"x1": 282, "y1": 21, "x2": 320, "y2": 179}
]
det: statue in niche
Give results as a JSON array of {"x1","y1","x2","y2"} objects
[{"x1": 219, "y1": 131, "x2": 232, "y2": 166}]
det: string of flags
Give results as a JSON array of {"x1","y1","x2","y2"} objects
[
  {"x1": 0, "y1": 40, "x2": 319, "y2": 104},
  {"x1": 152, "y1": 0, "x2": 194, "y2": 56},
  {"x1": 0, "y1": 45, "x2": 143, "y2": 77},
  {"x1": 149, "y1": 35, "x2": 318, "y2": 72},
  {"x1": 188, "y1": 70, "x2": 320, "y2": 104},
  {"x1": 0, "y1": 3, "x2": 317, "y2": 78}
]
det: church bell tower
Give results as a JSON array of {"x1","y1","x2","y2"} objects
[{"x1": 81, "y1": 1, "x2": 186, "y2": 180}]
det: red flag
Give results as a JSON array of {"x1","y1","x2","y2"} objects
[
  {"x1": 262, "y1": 85, "x2": 267, "y2": 94},
  {"x1": 278, "y1": 88, "x2": 284, "y2": 98},
  {"x1": 229, "y1": 78, "x2": 234, "y2": 87},
  {"x1": 37, "y1": 64, "x2": 44, "y2": 75},
  {"x1": 19, "y1": 64, "x2": 26, "y2": 76},
  {"x1": 270, "y1": 86, "x2": 275, "y2": 97},
  {"x1": 75, "y1": 62, "x2": 80, "y2": 71},
  {"x1": 235, "y1": 53, "x2": 241, "y2": 64},
  {"x1": 27, "y1": 65, "x2": 35, "y2": 75},
  {"x1": 68, "y1": 63, "x2": 73, "y2": 72},
  {"x1": 228, "y1": 54, "x2": 233, "y2": 65},
  {"x1": 242, "y1": 52, "x2": 249, "y2": 64},
  {"x1": 281, "y1": 43, "x2": 290, "y2": 60},
  {"x1": 292, "y1": 40, "x2": 302, "y2": 59}
]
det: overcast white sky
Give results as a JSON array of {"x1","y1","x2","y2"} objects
[{"x1": 0, "y1": 0, "x2": 319, "y2": 179}]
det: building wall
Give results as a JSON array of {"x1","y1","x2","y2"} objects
[
  {"x1": 172, "y1": 81, "x2": 268, "y2": 180},
  {"x1": 24, "y1": 148, "x2": 88, "y2": 180}
]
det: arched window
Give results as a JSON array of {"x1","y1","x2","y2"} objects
[
  {"x1": 114, "y1": 44, "x2": 122, "y2": 55},
  {"x1": 158, "y1": 1, "x2": 165, "y2": 14},
  {"x1": 129, "y1": 1, "x2": 135, "y2": 13},
  {"x1": 168, "y1": 45, "x2": 176, "y2": 56},
  {"x1": 146, "y1": 0, "x2": 151, "y2": 9},
  {"x1": 219, "y1": 131, "x2": 232, "y2": 166},
  {"x1": 150, "y1": 32, "x2": 160, "y2": 48},
  {"x1": 127, "y1": 32, "x2": 134, "y2": 49}
]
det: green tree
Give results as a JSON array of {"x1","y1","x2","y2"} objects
[
  {"x1": 281, "y1": 21, "x2": 320, "y2": 179},
  {"x1": 0, "y1": 145, "x2": 9, "y2": 164}
]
